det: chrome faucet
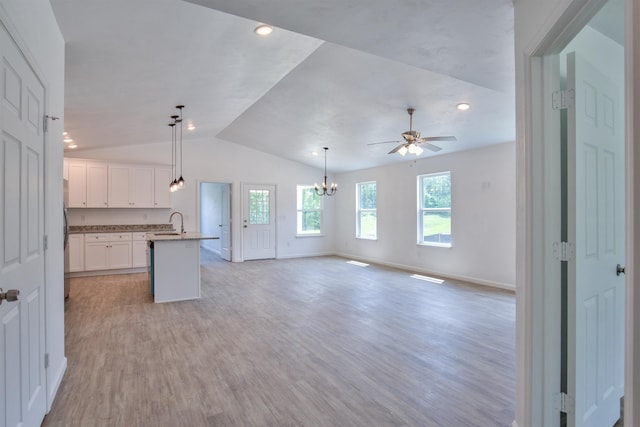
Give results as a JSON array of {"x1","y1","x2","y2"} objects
[{"x1": 169, "y1": 211, "x2": 184, "y2": 234}]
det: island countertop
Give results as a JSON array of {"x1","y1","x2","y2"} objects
[{"x1": 147, "y1": 232, "x2": 220, "y2": 242}]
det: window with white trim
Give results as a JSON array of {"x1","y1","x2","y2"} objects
[
  {"x1": 418, "y1": 172, "x2": 451, "y2": 246},
  {"x1": 356, "y1": 181, "x2": 377, "y2": 239},
  {"x1": 296, "y1": 185, "x2": 322, "y2": 235}
]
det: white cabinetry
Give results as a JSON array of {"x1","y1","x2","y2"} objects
[
  {"x1": 68, "y1": 234, "x2": 85, "y2": 272},
  {"x1": 108, "y1": 165, "x2": 155, "y2": 208},
  {"x1": 132, "y1": 233, "x2": 148, "y2": 268},
  {"x1": 154, "y1": 167, "x2": 172, "y2": 208},
  {"x1": 86, "y1": 163, "x2": 108, "y2": 207},
  {"x1": 84, "y1": 233, "x2": 132, "y2": 271},
  {"x1": 67, "y1": 160, "x2": 87, "y2": 208}
]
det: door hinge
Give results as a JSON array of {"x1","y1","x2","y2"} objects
[
  {"x1": 44, "y1": 353, "x2": 49, "y2": 369},
  {"x1": 556, "y1": 392, "x2": 574, "y2": 414},
  {"x1": 552, "y1": 90, "x2": 575, "y2": 110},
  {"x1": 43, "y1": 235, "x2": 48, "y2": 251},
  {"x1": 553, "y1": 241, "x2": 574, "y2": 261},
  {"x1": 43, "y1": 114, "x2": 60, "y2": 133}
]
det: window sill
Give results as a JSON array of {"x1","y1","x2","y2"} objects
[
  {"x1": 356, "y1": 236, "x2": 378, "y2": 241},
  {"x1": 417, "y1": 242, "x2": 452, "y2": 248},
  {"x1": 296, "y1": 234, "x2": 324, "y2": 238}
]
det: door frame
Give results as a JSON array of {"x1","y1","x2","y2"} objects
[
  {"x1": 197, "y1": 180, "x2": 232, "y2": 261},
  {"x1": 516, "y1": 0, "x2": 638, "y2": 426},
  {"x1": 240, "y1": 182, "x2": 277, "y2": 261}
]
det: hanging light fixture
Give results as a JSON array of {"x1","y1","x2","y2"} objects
[
  {"x1": 167, "y1": 105, "x2": 186, "y2": 192},
  {"x1": 168, "y1": 120, "x2": 178, "y2": 192},
  {"x1": 314, "y1": 147, "x2": 337, "y2": 196},
  {"x1": 175, "y1": 105, "x2": 185, "y2": 189}
]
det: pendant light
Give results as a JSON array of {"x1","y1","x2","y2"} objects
[
  {"x1": 314, "y1": 147, "x2": 337, "y2": 196},
  {"x1": 168, "y1": 121, "x2": 177, "y2": 192},
  {"x1": 176, "y1": 105, "x2": 185, "y2": 189}
]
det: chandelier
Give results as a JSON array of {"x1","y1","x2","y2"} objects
[
  {"x1": 169, "y1": 105, "x2": 185, "y2": 192},
  {"x1": 314, "y1": 147, "x2": 337, "y2": 196}
]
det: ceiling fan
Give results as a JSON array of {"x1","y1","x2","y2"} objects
[{"x1": 369, "y1": 108, "x2": 457, "y2": 156}]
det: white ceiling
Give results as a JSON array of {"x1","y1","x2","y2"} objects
[{"x1": 51, "y1": 0, "x2": 516, "y2": 172}]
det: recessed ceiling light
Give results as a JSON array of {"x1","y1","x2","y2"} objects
[
  {"x1": 311, "y1": 151, "x2": 319, "y2": 156},
  {"x1": 64, "y1": 138, "x2": 73, "y2": 143},
  {"x1": 456, "y1": 102, "x2": 471, "y2": 111},
  {"x1": 66, "y1": 144, "x2": 78, "y2": 149},
  {"x1": 187, "y1": 123, "x2": 195, "y2": 131},
  {"x1": 63, "y1": 131, "x2": 68, "y2": 136},
  {"x1": 254, "y1": 24, "x2": 273, "y2": 36}
]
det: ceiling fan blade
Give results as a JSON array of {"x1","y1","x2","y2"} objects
[
  {"x1": 367, "y1": 140, "x2": 401, "y2": 146},
  {"x1": 422, "y1": 142, "x2": 442, "y2": 152},
  {"x1": 388, "y1": 143, "x2": 407, "y2": 154},
  {"x1": 421, "y1": 136, "x2": 457, "y2": 142}
]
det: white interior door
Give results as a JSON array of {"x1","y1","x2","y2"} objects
[
  {"x1": 242, "y1": 184, "x2": 276, "y2": 260},
  {"x1": 220, "y1": 185, "x2": 231, "y2": 261},
  {"x1": 566, "y1": 51, "x2": 625, "y2": 427},
  {"x1": 0, "y1": 23, "x2": 47, "y2": 427}
]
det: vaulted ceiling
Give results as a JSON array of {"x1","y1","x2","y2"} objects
[{"x1": 51, "y1": 0, "x2": 516, "y2": 172}]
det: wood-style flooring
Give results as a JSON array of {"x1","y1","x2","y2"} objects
[{"x1": 43, "y1": 253, "x2": 515, "y2": 427}]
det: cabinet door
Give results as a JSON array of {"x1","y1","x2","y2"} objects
[
  {"x1": 68, "y1": 234, "x2": 85, "y2": 272},
  {"x1": 154, "y1": 167, "x2": 172, "y2": 208},
  {"x1": 85, "y1": 242, "x2": 109, "y2": 271},
  {"x1": 86, "y1": 163, "x2": 108, "y2": 207},
  {"x1": 109, "y1": 241, "x2": 132, "y2": 269},
  {"x1": 108, "y1": 165, "x2": 131, "y2": 207},
  {"x1": 132, "y1": 240, "x2": 148, "y2": 268},
  {"x1": 131, "y1": 166, "x2": 154, "y2": 208},
  {"x1": 67, "y1": 161, "x2": 87, "y2": 208}
]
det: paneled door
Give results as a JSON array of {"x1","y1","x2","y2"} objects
[
  {"x1": 242, "y1": 184, "x2": 276, "y2": 260},
  {"x1": 220, "y1": 184, "x2": 231, "y2": 261},
  {"x1": 0, "y1": 23, "x2": 47, "y2": 427},
  {"x1": 566, "y1": 51, "x2": 625, "y2": 427}
]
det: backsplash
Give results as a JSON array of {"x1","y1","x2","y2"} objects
[
  {"x1": 67, "y1": 208, "x2": 173, "y2": 226},
  {"x1": 69, "y1": 223, "x2": 174, "y2": 233}
]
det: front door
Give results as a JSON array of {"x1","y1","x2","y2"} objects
[
  {"x1": 242, "y1": 184, "x2": 276, "y2": 260},
  {"x1": 0, "y1": 23, "x2": 47, "y2": 427},
  {"x1": 566, "y1": 51, "x2": 625, "y2": 427}
]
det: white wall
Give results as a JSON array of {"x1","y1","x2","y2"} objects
[
  {"x1": 0, "y1": 0, "x2": 66, "y2": 410},
  {"x1": 334, "y1": 142, "x2": 516, "y2": 289},
  {"x1": 67, "y1": 137, "x2": 336, "y2": 260}
]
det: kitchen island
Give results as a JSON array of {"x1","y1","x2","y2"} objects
[{"x1": 147, "y1": 232, "x2": 219, "y2": 303}]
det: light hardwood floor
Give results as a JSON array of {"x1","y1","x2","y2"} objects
[{"x1": 43, "y1": 253, "x2": 515, "y2": 427}]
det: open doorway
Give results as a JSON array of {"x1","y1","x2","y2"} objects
[{"x1": 200, "y1": 182, "x2": 232, "y2": 261}]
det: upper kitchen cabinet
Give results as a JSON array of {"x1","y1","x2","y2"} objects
[
  {"x1": 66, "y1": 159, "x2": 108, "y2": 207},
  {"x1": 108, "y1": 164, "x2": 155, "y2": 208},
  {"x1": 66, "y1": 160, "x2": 87, "y2": 207},
  {"x1": 154, "y1": 167, "x2": 172, "y2": 208}
]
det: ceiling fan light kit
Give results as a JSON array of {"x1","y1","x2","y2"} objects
[{"x1": 368, "y1": 108, "x2": 457, "y2": 157}]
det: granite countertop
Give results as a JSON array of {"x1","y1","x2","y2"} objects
[
  {"x1": 69, "y1": 224, "x2": 174, "y2": 234},
  {"x1": 146, "y1": 232, "x2": 220, "y2": 242}
]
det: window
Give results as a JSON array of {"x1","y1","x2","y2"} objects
[
  {"x1": 356, "y1": 181, "x2": 377, "y2": 239},
  {"x1": 418, "y1": 172, "x2": 451, "y2": 246},
  {"x1": 296, "y1": 185, "x2": 322, "y2": 235},
  {"x1": 248, "y1": 189, "x2": 270, "y2": 224}
]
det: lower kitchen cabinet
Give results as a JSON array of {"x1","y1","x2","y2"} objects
[
  {"x1": 132, "y1": 232, "x2": 148, "y2": 268},
  {"x1": 68, "y1": 234, "x2": 85, "y2": 272},
  {"x1": 84, "y1": 233, "x2": 132, "y2": 271}
]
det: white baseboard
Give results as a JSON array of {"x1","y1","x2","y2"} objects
[
  {"x1": 333, "y1": 252, "x2": 516, "y2": 292},
  {"x1": 276, "y1": 251, "x2": 334, "y2": 260},
  {"x1": 47, "y1": 356, "x2": 67, "y2": 412}
]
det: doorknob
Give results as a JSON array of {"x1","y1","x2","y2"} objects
[
  {"x1": 616, "y1": 264, "x2": 626, "y2": 276},
  {"x1": 0, "y1": 288, "x2": 20, "y2": 305}
]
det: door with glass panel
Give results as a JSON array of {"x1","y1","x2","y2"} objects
[{"x1": 242, "y1": 184, "x2": 276, "y2": 260}]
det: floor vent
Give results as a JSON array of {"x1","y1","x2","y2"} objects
[
  {"x1": 346, "y1": 260, "x2": 369, "y2": 267},
  {"x1": 410, "y1": 274, "x2": 444, "y2": 284}
]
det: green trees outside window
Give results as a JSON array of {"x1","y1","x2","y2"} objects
[
  {"x1": 356, "y1": 181, "x2": 377, "y2": 239},
  {"x1": 296, "y1": 185, "x2": 322, "y2": 235},
  {"x1": 418, "y1": 172, "x2": 451, "y2": 246}
]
